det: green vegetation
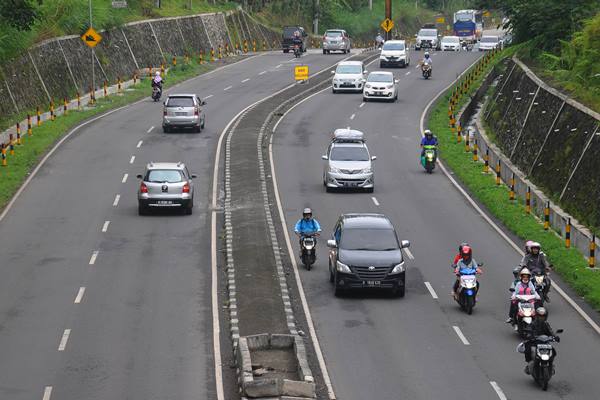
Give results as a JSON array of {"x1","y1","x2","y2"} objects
[
  {"x1": 0, "y1": 54, "x2": 219, "y2": 210},
  {"x1": 427, "y1": 47, "x2": 600, "y2": 311},
  {"x1": 0, "y1": 0, "x2": 236, "y2": 61}
]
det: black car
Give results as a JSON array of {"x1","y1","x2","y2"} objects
[
  {"x1": 282, "y1": 26, "x2": 308, "y2": 53},
  {"x1": 327, "y1": 214, "x2": 410, "y2": 297}
]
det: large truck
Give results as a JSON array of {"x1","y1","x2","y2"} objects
[{"x1": 453, "y1": 9, "x2": 483, "y2": 43}]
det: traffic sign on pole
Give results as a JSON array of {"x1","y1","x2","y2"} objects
[
  {"x1": 294, "y1": 65, "x2": 309, "y2": 81},
  {"x1": 81, "y1": 27, "x2": 102, "y2": 48},
  {"x1": 380, "y1": 18, "x2": 394, "y2": 32}
]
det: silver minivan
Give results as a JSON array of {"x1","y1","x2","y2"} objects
[
  {"x1": 162, "y1": 94, "x2": 206, "y2": 133},
  {"x1": 322, "y1": 29, "x2": 351, "y2": 54},
  {"x1": 322, "y1": 129, "x2": 376, "y2": 192}
]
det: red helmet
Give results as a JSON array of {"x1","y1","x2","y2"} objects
[{"x1": 461, "y1": 245, "x2": 472, "y2": 259}]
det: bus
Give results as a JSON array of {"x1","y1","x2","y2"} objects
[{"x1": 453, "y1": 9, "x2": 484, "y2": 43}]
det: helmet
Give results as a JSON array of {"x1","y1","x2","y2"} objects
[
  {"x1": 536, "y1": 307, "x2": 547, "y2": 318},
  {"x1": 458, "y1": 242, "x2": 469, "y2": 252},
  {"x1": 294, "y1": 30, "x2": 300, "y2": 37},
  {"x1": 424, "y1": 52, "x2": 430, "y2": 58},
  {"x1": 155, "y1": 71, "x2": 161, "y2": 76},
  {"x1": 520, "y1": 267, "x2": 532, "y2": 278},
  {"x1": 461, "y1": 245, "x2": 472, "y2": 259},
  {"x1": 424, "y1": 129, "x2": 433, "y2": 138},
  {"x1": 525, "y1": 240, "x2": 534, "y2": 253},
  {"x1": 302, "y1": 207, "x2": 312, "y2": 217},
  {"x1": 530, "y1": 242, "x2": 541, "y2": 251}
]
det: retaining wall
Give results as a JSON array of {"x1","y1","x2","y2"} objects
[{"x1": 0, "y1": 10, "x2": 280, "y2": 125}]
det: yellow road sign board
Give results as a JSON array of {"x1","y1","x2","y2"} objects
[
  {"x1": 436, "y1": 17, "x2": 445, "y2": 24},
  {"x1": 295, "y1": 65, "x2": 309, "y2": 81},
  {"x1": 483, "y1": 10, "x2": 491, "y2": 17},
  {"x1": 81, "y1": 27, "x2": 102, "y2": 48},
  {"x1": 380, "y1": 18, "x2": 394, "y2": 32}
]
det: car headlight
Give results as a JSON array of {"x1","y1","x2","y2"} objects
[
  {"x1": 390, "y1": 262, "x2": 405, "y2": 274},
  {"x1": 336, "y1": 261, "x2": 351, "y2": 273},
  {"x1": 365, "y1": 84, "x2": 371, "y2": 89},
  {"x1": 361, "y1": 167, "x2": 372, "y2": 174},
  {"x1": 386, "y1": 84, "x2": 394, "y2": 89},
  {"x1": 329, "y1": 166, "x2": 341, "y2": 173}
]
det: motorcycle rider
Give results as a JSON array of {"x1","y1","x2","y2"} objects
[
  {"x1": 452, "y1": 242, "x2": 470, "y2": 267},
  {"x1": 375, "y1": 32, "x2": 384, "y2": 48},
  {"x1": 292, "y1": 30, "x2": 303, "y2": 54},
  {"x1": 294, "y1": 208, "x2": 321, "y2": 254},
  {"x1": 507, "y1": 267, "x2": 541, "y2": 324},
  {"x1": 420, "y1": 129, "x2": 438, "y2": 157},
  {"x1": 452, "y1": 245, "x2": 481, "y2": 298},
  {"x1": 151, "y1": 71, "x2": 163, "y2": 99},
  {"x1": 419, "y1": 51, "x2": 433, "y2": 74},
  {"x1": 520, "y1": 242, "x2": 552, "y2": 301},
  {"x1": 523, "y1": 307, "x2": 557, "y2": 374}
]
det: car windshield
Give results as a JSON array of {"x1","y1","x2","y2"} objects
[
  {"x1": 326, "y1": 31, "x2": 343, "y2": 37},
  {"x1": 382, "y1": 42, "x2": 405, "y2": 50},
  {"x1": 283, "y1": 27, "x2": 300, "y2": 36},
  {"x1": 340, "y1": 228, "x2": 399, "y2": 251},
  {"x1": 336, "y1": 65, "x2": 362, "y2": 74},
  {"x1": 419, "y1": 29, "x2": 437, "y2": 36},
  {"x1": 481, "y1": 37, "x2": 498, "y2": 43},
  {"x1": 443, "y1": 37, "x2": 460, "y2": 43},
  {"x1": 167, "y1": 97, "x2": 194, "y2": 107},
  {"x1": 367, "y1": 74, "x2": 393, "y2": 83},
  {"x1": 330, "y1": 146, "x2": 369, "y2": 161},
  {"x1": 147, "y1": 170, "x2": 183, "y2": 183}
]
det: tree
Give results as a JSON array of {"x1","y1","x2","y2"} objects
[{"x1": 0, "y1": 0, "x2": 37, "y2": 31}]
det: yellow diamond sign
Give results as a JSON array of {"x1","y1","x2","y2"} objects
[
  {"x1": 295, "y1": 65, "x2": 309, "y2": 81},
  {"x1": 380, "y1": 18, "x2": 394, "y2": 33},
  {"x1": 81, "y1": 27, "x2": 102, "y2": 48}
]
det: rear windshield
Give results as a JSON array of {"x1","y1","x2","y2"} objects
[
  {"x1": 341, "y1": 228, "x2": 399, "y2": 251},
  {"x1": 419, "y1": 29, "x2": 438, "y2": 36},
  {"x1": 326, "y1": 31, "x2": 343, "y2": 37},
  {"x1": 367, "y1": 74, "x2": 393, "y2": 83},
  {"x1": 382, "y1": 42, "x2": 405, "y2": 50},
  {"x1": 336, "y1": 65, "x2": 362, "y2": 74},
  {"x1": 443, "y1": 37, "x2": 460, "y2": 43},
  {"x1": 283, "y1": 27, "x2": 301, "y2": 37},
  {"x1": 167, "y1": 97, "x2": 194, "y2": 107},
  {"x1": 481, "y1": 36, "x2": 498, "y2": 43},
  {"x1": 146, "y1": 170, "x2": 183, "y2": 183},
  {"x1": 330, "y1": 146, "x2": 369, "y2": 161}
]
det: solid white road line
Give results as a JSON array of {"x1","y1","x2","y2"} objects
[
  {"x1": 272, "y1": 87, "x2": 331, "y2": 134},
  {"x1": 129, "y1": 156, "x2": 135, "y2": 164},
  {"x1": 259, "y1": 71, "x2": 267, "y2": 75},
  {"x1": 42, "y1": 386, "x2": 52, "y2": 400},
  {"x1": 490, "y1": 381, "x2": 508, "y2": 400},
  {"x1": 424, "y1": 282, "x2": 439, "y2": 299},
  {"x1": 146, "y1": 126, "x2": 154, "y2": 133},
  {"x1": 453, "y1": 325, "x2": 470, "y2": 345},
  {"x1": 112, "y1": 194, "x2": 120, "y2": 207},
  {"x1": 359, "y1": 102, "x2": 365, "y2": 108},
  {"x1": 350, "y1": 113, "x2": 355, "y2": 120},
  {"x1": 224, "y1": 86, "x2": 232, "y2": 91},
  {"x1": 121, "y1": 173, "x2": 128, "y2": 183},
  {"x1": 404, "y1": 247, "x2": 415, "y2": 260},
  {"x1": 74, "y1": 287, "x2": 86, "y2": 304},
  {"x1": 89, "y1": 251, "x2": 99, "y2": 265},
  {"x1": 58, "y1": 329, "x2": 71, "y2": 351},
  {"x1": 371, "y1": 196, "x2": 379, "y2": 206},
  {"x1": 101, "y1": 220, "x2": 110, "y2": 232},
  {"x1": 241, "y1": 78, "x2": 250, "y2": 83},
  {"x1": 419, "y1": 58, "x2": 600, "y2": 337},
  {"x1": 136, "y1": 140, "x2": 143, "y2": 148}
]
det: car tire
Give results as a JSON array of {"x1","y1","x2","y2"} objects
[
  {"x1": 393, "y1": 284, "x2": 406, "y2": 298},
  {"x1": 201, "y1": 118, "x2": 205, "y2": 130},
  {"x1": 283, "y1": 49, "x2": 289, "y2": 53},
  {"x1": 185, "y1": 206, "x2": 193, "y2": 215},
  {"x1": 194, "y1": 124, "x2": 201, "y2": 133},
  {"x1": 329, "y1": 263, "x2": 334, "y2": 283},
  {"x1": 325, "y1": 186, "x2": 332, "y2": 193},
  {"x1": 333, "y1": 273, "x2": 344, "y2": 297},
  {"x1": 363, "y1": 97, "x2": 368, "y2": 102},
  {"x1": 379, "y1": 62, "x2": 384, "y2": 68},
  {"x1": 323, "y1": 49, "x2": 326, "y2": 54},
  {"x1": 163, "y1": 126, "x2": 170, "y2": 133},
  {"x1": 365, "y1": 187, "x2": 374, "y2": 193},
  {"x1": 138, "y1": 203, "x2": 148, "y2": 216}
]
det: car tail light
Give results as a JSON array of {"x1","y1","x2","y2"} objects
[
  {"x1": 182, "y1": 183, "x2": 190, "y2": 193},
  {"x1": 163, "y1": 108, "x2": 167, "y2": 117},
  {"x1": 322, "y1": 35, "x2": 326, "y2": 41},
  {"x1": 194, "y1": 107, "x2": 199, "y2": 116},
  {"x1": 140, "y1": 182, "x2": 148, "y2": 193}
]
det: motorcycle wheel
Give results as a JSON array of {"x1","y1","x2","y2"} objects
[
  {"x1": 466, "y1": 296, "x2": 474, "y2": 315},
  {"x1": 425, "y1": 164, "x2": 433, "y2": 173},
  {"x1": 541, "y1": 366, "x2": 550, "y2": 391}
]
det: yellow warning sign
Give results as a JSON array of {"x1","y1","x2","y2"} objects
[
  {"x1": 380, "y1": 18, "x2": 394, "y2": 33},
  {"x1": 294, "y1": 65, "x2": 309, "y2": 81},
  {"x1": 483, "y1": 10, "x2": 491, "y2": 17},
  {"x1": 436, "y1": 16, "x2": 445, "y2": 24},
  {"x1": 81, "y1": 27, "x2": 102, "y2": 48}
]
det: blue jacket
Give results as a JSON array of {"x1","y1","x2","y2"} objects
[
  {"x1": 294, "y1": 218, "x2": 321, "y2": 235},
  {"x1": 421, "y1": 136, "x2": 438, "y2": 146}
]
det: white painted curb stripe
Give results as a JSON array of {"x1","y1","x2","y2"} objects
[
  {"x1": 453, "y1": 325, "x2": 470, "y2": 345},
  {"x1": 490, "y1": 381, "x2": 507, "y2": 400},
  {"x1": 129, "y1": 156, "x2": 135, "y2": 164},
  {"x1": 424, "y1": 281, "x2": 438, "y2": 299}
]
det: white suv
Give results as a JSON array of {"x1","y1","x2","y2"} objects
[
  {"x1": 331, "y1": 61, "x2": 366, "y2": 93},
  {"x1": 379, "y1": 40, "x2": 410, "y2": 68}
]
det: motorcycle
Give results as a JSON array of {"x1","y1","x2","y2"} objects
[
  {"x1": 421, "y1": 145, "x2": 437, "y2": 173},
  {"x1": 453, "y1": 263, "x2": 482, "y2": 315},
  {"x1": 300, "y1": 233, "x2": 318, "y2": 270},
  {"x1": 151, "y1": 85, "x2": 162, "y2": 102},
  {"x1": 518, "y1": 330, "x2": 563, "y2": 391},
  {"x1": 422, "y1": 63, "x2": 432, "y2": 79},
  {"x1": 293, "y1": 44, "x2": 302, "y2": 58},
  {"x1": 513, "y1": 293, "x2": 539, "y2": 338}
]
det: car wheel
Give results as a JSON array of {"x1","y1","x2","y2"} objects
[
  {"x1": 325, "y1": 186, "x2": 332, "y2": 193},
  {"x1": 332, "y1": 88, "x2": 337, "y2": 94},
  {"x1": 333, "y1": 273, "x2": 344, "y2": 297},
  {"x1": 201, "y1": 118, "x2": 205, "y2": 130},
  {"x1": 393, "y1": 284, "x2": 406, "y2": 298},
  {"x1": 138, "y1": 203, "x2": 148, "y2": 216},
  {"x1": 163, "y1": 126, "x2": 170, "y2": 133},
  {"x1": 283, "y1": 49, "x2": 289, "y2": 53},
  {"x1": 379, "y1": 62, "x2": 384, "y2": 68},
  {"x1": 185, "y1": 206, "x2": 193, "y2": 215},
  {"x1": 363, "y1": 97, "x2": 368, "y2": 102},
  {"x1": 323, "y1": 49, "x2": 326, "y2": 54},
  {"x1": 365, "y1": 187, "x2": 374, "y2": 193},
  {"x1": 194, "y1": 124, "x2": 201, "y2": 133},
  {"x1": 329, "y1": 262, "x2": 334, "y2": 283}
]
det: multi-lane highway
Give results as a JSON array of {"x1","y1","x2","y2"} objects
[
  {"x1": 0, "y1": 50, "x2": 349, "y2": 400},
  {"x1": 273, "y1": 51, "x2": 600, "y2": 399}
]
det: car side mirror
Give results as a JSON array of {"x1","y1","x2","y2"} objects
[
  {"x1": 364, "y1": 70, "x2": 368, "y2": 74},
  {"x1": 401, "y1": 240, "x2": 410, "y2": 249},
  {"x1": 136, "y1": 174, "x2": 143, "y2": 179},
  {"x1": 556, "y1": 329, "x2": 564, "y2": 334},
  {"x1": 322, "y1": 155, "x2": 328, "y2": 160},
  {"x1": 371, "y1": 156, "x2": 377, "y2": 161},
  {"x1": 201, "y1": 100, "x2": 207, "y2": 106},
  {"x1": 331, "y1": 70, "x2": 335, "y2": 74},
  {"x1": 327, "y1": 240, "x2": 337, "y2": 248},
  {"x1": 191, "y1": 174, "x2": 197, "y2": 179},
  {"x1": 394, "y1": 79, "x2": 399, "y2": 84}
]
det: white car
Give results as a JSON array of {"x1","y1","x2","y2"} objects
[
  {"x1": 363, "y1": 71, "x2": 398, "y2": 102},
  {"x1": 441, "y1": 36, "x2": 461, "y2": 51},
  {"x1": 479, "y1": 35, "x2": 502, "y2": 51},
  {"x1": 379, "y1": 40, "x2": 410, "y2": 68},
  {"x1": 332, "y1": 61, "x2": 366, "y2": 93}
]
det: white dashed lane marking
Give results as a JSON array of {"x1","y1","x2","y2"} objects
[
  {"x1": 58, "y1": 329, "x2": 71, "y2": 351},
  {"x1": 259, "y1": 71, "x2": 267, "y2": 75},
  {"x1": 359, "y1": 102, "x2": 365, "y2": 108},
  {"x1": 136, "y1": 140, "x2": 143, "y2": 148},
  {"x1": 113, "y1": 194, "x2": 120, "y2": 207},
  {"x1": 42, "y1": 386, "x2": 52, "y2": 400},
  {"x1": 424, "y1": 282, "x2": 439, "y2": 299},
  {"x1": 490, "y1": 382, "x2": 508, "y2": 400},
  {"x1": 224, "y1": 86, "x2": 232, "y2": 91},
  {"x1": 406, "y1": 71, "x2": 411, "y2": 75},
  {"x1": 147, "y1": 126, "x2": 154, "y2": 133},
  {"x1": 129, "y1": 156, "x2": 135, "y2": 164},
  {"x1": 453, "y1": 325, "x2": 470, "y2": 345},
  {"x1": 101, "y1": 220, "x2": 110, "y2": 232},
  {"x1": 275, "y1": 64, "x2": 282, "y2": 68},
  {"x1": 241, "y1": 78, "x2": 250, "y2": 83},
  {"x1": 371, "y1": 197, "x2": 379, "y2": 206},
  {"x1": 89, "y1": 251, "x2": 99, "y2": 265},
  {"x1": 121, "y1": 173, "x2": 128, "y2": 183},
  {"x1": 74, "y1": 287, "x2": 86, "y2": 304},
  {"x1": 350, "y1": 113, "x2": 355, "y2": 120},
  {"x1": 404, "y1": 247, "x2": 415, "y2": 260}
]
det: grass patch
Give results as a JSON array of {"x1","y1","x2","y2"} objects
[
  {"x1": 428, "y1": 47, "x2": 600, "y2": 311},
  {"x1": 0, "y1": 54, "x2": 224, "y2": 210}
]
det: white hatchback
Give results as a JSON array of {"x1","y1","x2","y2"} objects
[
  {"x1": 441, "y1": 36, "x2": 461, "y2": 51},
  {"x1": 363, "y1": 71, "x2": 398, "y2": 102}
]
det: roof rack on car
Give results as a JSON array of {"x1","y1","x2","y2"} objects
[{"x1": 331, "y1": 128, "x2": 365, "y2": 143}]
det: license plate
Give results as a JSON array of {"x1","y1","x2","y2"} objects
[
  {"x1": 175, "y1": 112, "x2": 187, "y2": 116},
  {"x1": 364, "y1": 281, "x2": 381, "y2": 286},
  {"x1": 157, "y1": 200, "x2": 173, "y2": 205},
  {"x1": 345, "y1": 182, "x2": 358, "y2": 187},
  {"x1": 330, "y1": 41, "x2": 338, "y2": 44},
  {"x1": 375, "y1": 91, "x2": 382, "y2": 96}
]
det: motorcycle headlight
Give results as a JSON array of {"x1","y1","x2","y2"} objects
[
  {"x1": 390, "y1": 262, "x2": 405, "y2": 274},
  {"x1": 336, "y1": 261, "x2": 351, "y2": 273}
]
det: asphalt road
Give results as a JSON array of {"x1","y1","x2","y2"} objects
[
  {"x1": 273, "y1": 51, "x2": 600, "y2": 399},
  {"x1": 0, "y1": 49, "x2": 350, "y2": 400}
]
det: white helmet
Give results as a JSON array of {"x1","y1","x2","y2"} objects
[
  {"x1": 520, "y1": 267, "x2": 532, "y2": 278},
  {"x1": 155, "y1": 71, "x2": 161, "y2": 77},
  {"x1": 302, "y1": 207, "x2": 312, "y2": 216},
  {"x1": 424, "y1": 51, "x2": 430, "y2": 58}
]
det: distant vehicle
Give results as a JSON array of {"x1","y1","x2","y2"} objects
[
  {"x1": 415, "y1": 28, "x2": 440, "y2": 50},
  {"x1": 479, "y1": 35, "x2": 502, "y2": 51},
  {"x1": 363, "y1": 71, "x2": 398, "y2": 102},
  {"x1": 331, "y1": 61, "x2": 366, "y2": 93},
  {"x1": 322, "y1": 29, "x2": 351, "y2": 54},
  {"x1": 162, "y1": 94, "x2": 206, "y2": 133},
  {"x1": 327, "y1": 213, "x2": 411, "y2": 297},
  {"x1": 282, "y1": 26, "x2": 308, "y2": 53},
  {"x1": 453, "y1": 9, "x2": 484, "y2": 43},
  {"x1": 322, "y1": 128, "x2": 375, "y2": 192},
  {"x1": 422, "y1": 23, "x2": 436, "y2": 29},
  {"x1": 137, "y1": 162, "x2": 196, "y2": 215},
  {"x1": 441, "y1": 36, "x2": 461, "y2": 51},
  {"x1": 379, "y1": 40, "x2": 410, "y2": 68}
]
